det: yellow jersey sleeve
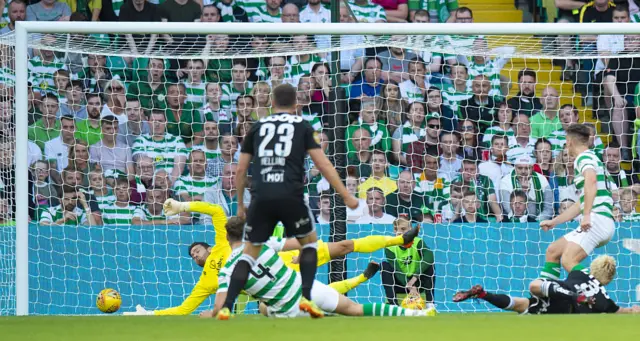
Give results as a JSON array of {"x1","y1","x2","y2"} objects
[
  {"x1": 153, "y1": 279, "x2": 213, "y2": 316},
  {"x1": 187, "y1": 201, "x2": 228, "y2": 246}
]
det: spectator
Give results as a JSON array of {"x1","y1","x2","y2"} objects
[
  {"x1": 385, "y1": 170, "x2": 428, "y2": 222},
  {"x1": 504, "y1": 189, "x2": 538, "y2": 222},
  {"x1": 32, "y1": 160, "x2": 59, "y2": 211},
  {"x1": 456, "y1": 158, "x2": 503, "y2": 221},
  {"x1": 133, "y1": 186, "x2": 191, "y2": 225},
  {"x1": 358, "y1": 150, "x2": 397, "y2": 199},
  {"x1": 595, "y1": 6, "x2": 629, "y2": 77},
  {"x1": 232, "y1": 95, "x2": 255, "y2": 133},
  {"x1": 356, "y1": 187, "x2": 396, "y2": 224},
  {"x1": 43, "y1": 115, "x2": 76, "y2": 172},
  {"x1": 119, "y1": 0, "x2": 161, "y2": 55},
  {"x1": 351, "y1": 57, "x2": 384, "y2": 99},
  {"x1": 346, "y1": 99, "x2": 392, "y2": 157},
  {"x1": 200, "y1": 4, "x2": 221, "y2": 23},
  {"x1": 457, "y1": 120, "x2": 480, "y2": 161},
  {"x1": 479, "y1": 134, "x2": 513, "y2": 191},
  {"x1": 507, "y1": 68, "x2": 542, "y2": 118},
  {"x1": 533, "y1": 138, "x2": 556, "y2": 181},
  {"x1": 26, "y1": 0, "x2": 71, "y2": 21},
  {"x1": 90, "y1": 115, "x2": 134, "y2": 179},
  {"x1": 182, "y1": 59, "x2": 207, "y2": 110},
  {"x1": 425, "y1": 87, "x2": 455, "y2": 132},
  {"x1": 80, "y1": 54, "x2": 113, "y2": 94},
  {"x1": 458, "y1": 75, "x2": 500, "y2": 133},
  {"x1": 205, "y1": 132, "x2": 238, "y2": 178},
  {"x1": 117, "y1": 97, "x2": 150, "y2": 147},
  {"x1": 289, "y1": 35, "x2": 325, "y2": 77},
  {"x1": 165, "y1": 82, "x2": 203, "y2": 146},
  {"x1": 399, "y1": 57, "x2": 427, "y2": 104},
  {"x1": 101, "y1": 79, "x2": 127, "y2": 124},
  {"x1": 619, "y1": 187, "x2": 640, "y2": 221},
  {"x1": 604, "y1": 144, "x2": 631, "y2": 187},
  {"x1": 438, "y1": 130, "x2": 462, "y2": 181},
  {"x1": 392, "y1": 101, "x2": 426, "y2": 166},
  {"x1": 39, "y1": 185, "x2": 95, "y2": 225},
  {"x1": 382, "y1": 216, "x2": 434, "y2": 309},
  {"x1": 60, "y1": 166, "x2": 101, "y2": 220},
  {"x1": 101, "y1": 177, "x2": 136, "y2": 225},
  {"x1": 297, "y1": 76, "x2": 324, "y2": 130},
  {"x1": 482, "y1": 102, "x2": 514, "y2": 148},
  {"x1": 158, "y1": 0, "x2": 201, "y2": 50},
  {"x1": 75, "y1": 92, "x2": 103, "y2": 146},
  {"x1": 59, "y1": 80, "x2": 86, "y2": 119},
  {"x1": 347, "y1": 128, "x2": 373, "y2": 179},
  {"x1": 174, "y1": 149, "x2": 218, "y2": 202},
  {"x1": 415, "y1": 150, "x2": 450, "y2": 213},
  {"x1": 28, "y1": 94, "x2": 60, "y2": 150},
  {"x1": 499, "y1": 155, "x2": 553, "y2": 221},
  {"x1": 87, "y1": 169, "x2": 115, "y2": 210},
  {"x1": 29, "y1": 36, "x2": 67, "y2": 94},
  {"x1": 0, "y1": 0, "x2": 26, "y2": 34},
  {"x1": 555, "y1": 145, "x2": 579, "y2": 203},
  {"x1": 190, "y1": 120, "x2": 221, "y2": 161},
  {"x1": 442, "y1": 64, "x2": 473, "y2": 115},
  {"x1": 53, "y1": 69, "x2": 70, "y2": 102},
  {"x1": 466, "y1": 37, "x2": 514, "y2": 99},
  {"x1": 374, "y1": 0, "x2": 408, "y2": 22},
  {"x1": 130, "y1": 155, "x2": 155, "y2": 202},
  {"x1": 579, "y1": 0, "x2": 614, "y2": 23},
  {"x1": 248, "y1": 0, "x2": 282, "y2": 23},
  {"x1": 266, "y1": 55, "x2": 296, "y2": 87},
  {"x1": 281, "y1": 3, "x2": 300, "y2": 22},
  {"x1": 127, "y1": 57, "x2": 167, "y2": 111},
  {"x1": 530, "y1": 86, "x2": 562, "y2": 138},
  {"x1": 316, "y1": 194, "x2": 331, "y2": 224},
  {"x1": 204, "y1": 35, "x2": 233, "y2": 84},
  {"x1": 203, "y1": 163, "x2": 251, "y2": 218},
  {"x1": 378, "y1": 82, "x2": 406, "y2": 133},
  {"x1": 300, "y1": 0, "x2": 330, "y2": 23},
  {"x1": 452, "y1": 190, "x2": 487, "y2": 223},
  {"x1": 250, "y1": 81, "x2": 273, "y2": 120},
  {"x1": 217, "y1": 0, "x2": 249, "y2": 22},
  {"x1": 379, "y1": 40, "x2": 415, "y2": 84},
  {"x1": 310, "y1": 62, "x2": 330, "y2": 115},
  {"x1": 202, "y1": 82, "x2": 231, "y2": 124},
  {"x1": 507, "y1": 113, "x2": 536, "y2": 157},
  {"x1": 221, "y1": 60, "x2": 253, "y2": 115},
  {"x1": 152, "y1": 169, "x2": 171, "y2": 190},
  {"x1": 132, "y1": 110, "x2": 186, "y2": 184},
  {"x1": 68, "y1": 141, "x2": 91, "y2": 187},
  {"x1": 344, "y1": 174, "x2": 369, "y2": 222},
  {"x1": 547, "y1": 104, "x2": 579, "y2": 156},
  {"x1": 350, "y1": 0, "x2": 387, "y2": 22}
]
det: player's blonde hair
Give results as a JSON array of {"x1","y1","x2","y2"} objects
[{"x1": 590, "y1": 255, "x2": 617, "y2": 285}]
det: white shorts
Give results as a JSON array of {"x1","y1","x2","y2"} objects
[
  {"x1": 564, "y1": 212, "x2": 615, "y2": 255},
  {"x1": 266, "y1": 280, "x2": 340, "y2": 318}
]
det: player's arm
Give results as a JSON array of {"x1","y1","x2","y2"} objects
[
  {"x1": 152, "y1": 280, "x2": 212, "y2": 316},
  {"x1": 308, "y1": 148, "x2": 358, "y2": 208},
  {"x1": 164, "y1": 199, "x2": 228, "y2": 245},
  {"x1": 541, "y1": 201, "x2": 581, "y2": 230}
]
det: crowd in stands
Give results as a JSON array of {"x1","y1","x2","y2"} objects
[{"x1": 0, "y1": 0, "x2": 638, "y2": 228}]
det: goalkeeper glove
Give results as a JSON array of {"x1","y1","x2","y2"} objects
[
  {"x1": 123, "y1": 304, "x2": 155, "y2": 316},
  {"x1": 163, "y1": 198, "x2": 188, "y2": 216}
]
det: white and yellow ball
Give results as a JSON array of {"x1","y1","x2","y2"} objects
[
  {"x1": 401, "y1": 294, "x2": 426, "y2": 310},
  {"x1": 97, "y1": 288, "x2": 122, "y2": 313}
]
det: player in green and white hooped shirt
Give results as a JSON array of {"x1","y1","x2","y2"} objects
[
  {"x1": 173, "y1": 150, "x2": 219, "y2": 202},
  {"x1": 547, "y1": 104, "x2": 579, "y2": 157},
  {"x1": 539, "y1": 124, "x2": 615, "y2": 280},
  {"x1": 39, "y1": 185, "x2": 96, "y2": 226},
  {"x1": 88, "y1": 170, "x2": 116, "y2": 210},
  {"x1": 132, "y1": 186, "x2": 190, "y2": 225},
  {"x1": 131, "y1": 110, "x2": 187, "y2": 184},
  {"x1": 205, "y1": 217, "x2": 436, "y2": 318},
  {"x1": 101, "y1": 177, "x2": 137, "y2": 225},
  {"x1": 183, "y1": 59, "x2": 207, "y2": 110}
]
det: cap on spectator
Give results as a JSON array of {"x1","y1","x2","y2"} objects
[
  {"x1": 514, "y1": 155, "x2": 534, "y2": 166},
  {"x1": 425, "y1": 112, "x2": 441, "y2": 122},
  {"x1": 506, "y1": 147, "x2": 531, "y2": 164}
]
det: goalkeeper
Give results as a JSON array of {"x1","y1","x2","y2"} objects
[{"x1": 128, "y1": 199, "x2": 419, "y2": 315}]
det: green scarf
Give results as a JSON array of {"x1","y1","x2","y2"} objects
[{"x1": 511, "y1": 170, "x2": 543, "y2": 216}]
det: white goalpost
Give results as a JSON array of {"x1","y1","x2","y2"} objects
[{"x1": 6, "y1": 21, "x2": 640, "y2": 316}]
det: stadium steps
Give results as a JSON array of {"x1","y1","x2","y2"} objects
[{"x1": 459, "y1": 0, "x2": 523, "y2": 23}]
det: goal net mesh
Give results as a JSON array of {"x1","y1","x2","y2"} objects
[{"x1": 0, "y1": 28, "x2": 639, "y2": 315}]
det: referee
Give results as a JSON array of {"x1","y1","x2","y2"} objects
[{"x1": 217, "y1": 84, "x2": 359, "y2": 319}]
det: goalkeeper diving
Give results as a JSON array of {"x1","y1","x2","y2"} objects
[
  {"x1": 126, "y1": 199, "x2": 420, "y2": 315},
  {"x1": 453, "y1": 255, "x2": 640, "y2": 315},
  {"x1": 199, "y1": 216, "x2": 436, "y2": 318}
]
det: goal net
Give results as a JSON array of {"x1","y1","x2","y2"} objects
[{"x1": 1, "y1": 22, "x2": 639, "y2": 316}]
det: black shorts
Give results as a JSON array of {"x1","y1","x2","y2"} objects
[
  {"x1": 525, "y1": 279, "x2": 574, "y2": 315},
  {"x1": 244, "y1": 197, "x2": 315, "y2": 244}
]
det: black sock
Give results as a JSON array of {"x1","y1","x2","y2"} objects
[
  {"x1": 546, "y1": 281, "x2": 578, "y2": 301},
  {"x1": 223, "y1": 259, "x2": 252, "y2": 310},
  {"x1": 480, "y1": 292, "x2": 513, "y2": 309},
  {"x1": 299, "y1": 247, "x2": 318, "y2": 300}
]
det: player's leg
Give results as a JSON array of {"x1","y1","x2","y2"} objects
[
  {"x1": 453, "y1": 285, "x2": 529, "y2": 313},
  {"x1": 328, "y1": 261, "x2": 380, "y2": 294},
  {"x1": 343, "y1": 224, "x2": 421, "y2": 254},
  {"x1": 561, "y1": 214, "x2": 615, "y2": 273},
  {"x1": 540, "y1": 237, "x2": 566, "y2": 280},
  {"x1": 529, "y1": 278, "x2": 593, "y2": 306}
]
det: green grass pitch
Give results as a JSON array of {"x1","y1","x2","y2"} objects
[{"x1": 1, "y1": 314, "x2": 639, "y2": 341}]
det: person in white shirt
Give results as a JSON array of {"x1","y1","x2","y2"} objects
[
  {"x1": 44, "y1": 115, "x2": 76, "y2": 172},
  {"x1": 499, "y1": 155, "x2": 554, "y2": 221},
  {"x1": 316, "y1": 194, "x2": 331, "y2": 224},
  {"x1": 438, "y1": 131, "x2": 463, "y2": 182},
  {"x1": 479, "y1": 134, "x2": 513, "y2": 194},
  {"x1": 345, "y1": 175, "x2": 368, "y2": 222},
  {"x1": 100, "y1": 79, "x2": 127, "y2": 124},
  {"x1": 596, "y1": 7, "x2": 630, "y2": 75},
  {"x1": 356, "y1": 187, "x2": 396, "y2": 224}
]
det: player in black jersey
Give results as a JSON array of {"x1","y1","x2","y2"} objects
[
  {"x1": 217, "y1": 84, "x2": 359, "y2": 320},
  {"x1": 453, "y1": 255, "x2": 640, "y2": 314}
]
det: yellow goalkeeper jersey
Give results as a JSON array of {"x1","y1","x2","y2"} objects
[{"x1": 154, "y1": 202, "x2": 231, "y2": 316}]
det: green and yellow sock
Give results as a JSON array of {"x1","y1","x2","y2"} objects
[
  {"x1": 353, "y1": 236, "x2": 401, "y2": 253},
  {"x1": 540, "y1": 262, "x2": 561, "y2": 280},
  {"x1": 329, "y1": 274, "x2": 367, "y2": 294}
]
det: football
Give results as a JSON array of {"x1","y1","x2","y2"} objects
[
  {"x1": 97, "y1": 288, "x2": 122, "y2": 313},
  {"x1": 401, "y1": 294, "x2": 426, "y2": 310}
]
